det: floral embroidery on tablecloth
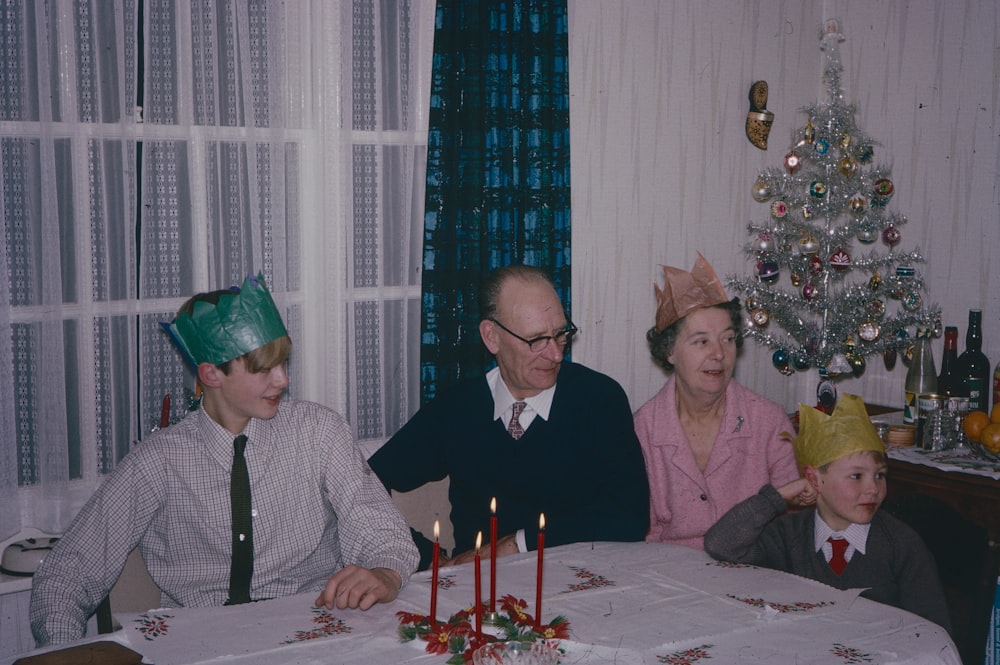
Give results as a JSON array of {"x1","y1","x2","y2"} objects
[
  {"x1": 133, "y1": 612, "x2": 173, "y2": 640},
  {"x1": 706, "y1": 560, "x2": 755, "y2": 569},
  {"x1": 436, "y1": 573, "x2": 457, "y2": 589},
  {"x1": 282, "y1": 607, "x2": 352, "y2": 643},
  {"x1": 831, "y1": 643, "x2": 875, "y2": 663},
  {"x1": 561, "y1": 566, "x2": 615, "y2": 592},
  {"x1": 655, "y1": 644, "x2": 714, "y2": 663},
  {"x1": 726, "y1": 594, "x2": 834, "y2": 613}
]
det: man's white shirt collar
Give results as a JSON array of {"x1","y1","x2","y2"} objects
[{"x1": 487, "y1": 366, "x2": 555, "y2": 423}]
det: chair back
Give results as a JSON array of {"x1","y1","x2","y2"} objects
[{"x1": 883, "y1": 492, "x2": 1000, "y2": 665}]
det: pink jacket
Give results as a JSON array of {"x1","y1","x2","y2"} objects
[{"x1": 634, "y1": 377, "x2": 799, "y2": 550}]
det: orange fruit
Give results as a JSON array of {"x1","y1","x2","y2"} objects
[
  {"x1": 991, "y1": 403, "x2": 1000, "y2": 424},
  {"x1": 981, "y1": 424, "x2": 1000, "y2": 454},
  {"x1": 963, "y1": 410, "x2": 991, "y2": 443}
]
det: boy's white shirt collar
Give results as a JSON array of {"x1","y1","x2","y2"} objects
[
  {"x1": 487, "y1": 366, "x2": 556, "y2": 423},
  {"x1": 814, "y1": 511, "x2": 871, "y2": 556}
]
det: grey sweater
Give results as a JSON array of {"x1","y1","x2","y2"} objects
[{"x1": 704, "y1": 485, "x2": 952, "y2": 634}]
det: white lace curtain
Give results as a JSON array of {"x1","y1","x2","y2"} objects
[{"x1": 0, "y1": 0, "x2": 434, "y2": 540}]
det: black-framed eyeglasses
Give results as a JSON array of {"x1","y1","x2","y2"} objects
[{"x1": 489, "y1": 318, "x2": 579, "y2": 353}]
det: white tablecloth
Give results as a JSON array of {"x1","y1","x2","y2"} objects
[{"x1": 7, "y1": 541, "x2": 959, "y2": 664}]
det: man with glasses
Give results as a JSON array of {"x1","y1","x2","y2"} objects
[{"x1": 369, "y1": 265, "x2": 649, "y2": 569}]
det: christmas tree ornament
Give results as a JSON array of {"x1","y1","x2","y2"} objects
[
  {"x1": 804, "y1": 120, "x2": 815, "y2": 143},
  {"x1": 770, "y1": 200, "x2": 788, "y2": 218},
  {"x1": 772, "y1": 349, "x2": 792, "y2": 375},
  {"x1": 746, "y1": 81, "x2": 774, "y2": 150},
  {"x1": 757, "y1": 260, "x2": 780, "y2": 283},
  {"x1": 883, "y1": 346, "x2": 897, "y2": 370},
  {"x1": 784, "y1": 151, "x2": 802, "y2": 173},
  {"x1": 856, "y1": 224, "x2": 878, "y2": 244},
  {"x1": 750, "y1": 308, "x2": 770, "y2": 327},
  {"x1": 745, "y1": 297, "x2": 759, "y2": 312},
  {"x1": 871, "y1": 178, "x2": 894, "y2": 206},
  {"x1": 754, "y1": 233, "x2": 775, "y2": 253},
  {"x1": 790, "y1": 271, "x2": 803, "y2": 287},
  {"x1": 857, "y1": 320, "x2": 880, "y2": 342},
  {"x1": 839, "y1": 134, "x2": 851, "y2": 150},
  {"x1": 882, "y1": 224, "x2": 901, "y2": 247},
  {"x1": 866, "y1": 299, "x2": 885, "y2": 318},
  {"x1": 809, "y1": 180, "x2": 827, "y2": 198},
  {"x1": 808, "y1": 256, "x2": 824, "y2": 275},
  {"x1": 752, "y1": 178, "x2": 771, "y2": 202},
  {"x1": 868, "y1": 274, "x2": 882, "y2": 291},
  {"x1": 799, "y1": 235, "x2": 820, "y2": 255},
  {"x1": 829, "y1": 248, "x2": 851, "y2": 271},
  {"x1": 857, "y1": 144, "x2": 874, "y2": 163},
  {"x1": 838, "y1": 156, "x2": 858, "y2": 177},
  {"x1": 802, "y1": 281, "x2": 819, "y2": 300},
  {"x1": 815, "y1": 377, "x2": 838, "y2": 410},
  {"x1": 801, "y1": 203, "x2": 816, "y2": 220},
  {"x1": 814, "y1": 138, "x2": 830, "y2": 155},
  {"x1": 826, "y1": 353, "x2": 853, "y2": 376},
  {"x1": 894, "y1": 265, "x2": 915, "y2": 278},
  {"x1": 902, "y1": 291, "x2": 922, "y2": 311},
  {"x1": 848, "y1": 193, "x2": 867, "y2": 214},
  {"x1": 792, "y1": 351, "x2": 811, "y2": 371},
  {"x1": 849, "y1": 353, "x2": 866, "y2": 376}
]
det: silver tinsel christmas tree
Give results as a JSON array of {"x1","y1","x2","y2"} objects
[{"x1": 727, "y1": 21, "x2": 940, "y2": 392}]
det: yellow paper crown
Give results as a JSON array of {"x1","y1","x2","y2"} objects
[
  {"x1": 792, "y1": 394, "x2": 885, "y2": 470},
  {"x1": 653, "y1": 252, "x2": 730, "y2": 332}
]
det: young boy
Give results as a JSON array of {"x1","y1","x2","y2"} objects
[
  {"x1": 704, "y1": 393, "x2": 951, "y2": 633},
  {"x1": 30, "y1": 273, "x2": 418, "y2": 647}
]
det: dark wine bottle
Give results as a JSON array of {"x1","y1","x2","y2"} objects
[
  {"x1": 937, "y1": 326, "x2": 963, "y2": 397},
  {"x1": 956, "y1": 309, "x2": 991, "y2": 412}
]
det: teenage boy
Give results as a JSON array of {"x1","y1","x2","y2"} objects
[{"x1": 30, "y1": 274, "x2": 418, "y2": 647}]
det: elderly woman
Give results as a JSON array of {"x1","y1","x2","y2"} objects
[{"x1": 634, "y1": 253, "x2": 800, "y2": 549}]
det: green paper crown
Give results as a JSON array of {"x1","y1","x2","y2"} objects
[{"x1": 163, "y1": 272, "x2": 288, "y2": 367}]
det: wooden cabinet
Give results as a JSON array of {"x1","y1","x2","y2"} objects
[{"x1": 886, "y1": 456, "x2": 1000, "y2": 665}]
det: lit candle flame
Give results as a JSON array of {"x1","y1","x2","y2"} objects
[
  {"x1": 433, "y1": 519, "x2": 440, "y2": 541},
  {"x1": 476, "y1": 531, "x2": 482, "y2": 552},
  {"x1": 539, "y1": 513, "x2": 545, "y2": 530},
  {"x1": 490, "y1": 497, "x2": 496, "y2": 514}
]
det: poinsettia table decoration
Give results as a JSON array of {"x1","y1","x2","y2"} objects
[{"x1": 397, "y1": 594, "x2": 569, "y2": 664}]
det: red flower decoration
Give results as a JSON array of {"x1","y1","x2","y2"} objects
[
  {"x1": 538, "y1": 618, "x2": 571, "y2": 640},
  {"x1": 499, "y1": 594, "x2": 534, "y2": 627}
]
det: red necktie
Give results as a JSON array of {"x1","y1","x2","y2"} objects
[
  {"x1": 508, "y1": 402, "x2": 526, "y2": 440},
  {"x1": 827, "y1": 537, "x2": 849, "y2": 575}
]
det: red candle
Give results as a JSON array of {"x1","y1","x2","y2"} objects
[
  {"x1": 474, "y1": 531, "x2": 483, "y2": 638},
  {"x1": 489, "y1": 497, "x2": 497, "y2": 613},
  {"x1": 534, "y1": 513, "x2": 545, "y2": 631},
  {"x1": 430, "y1": 520, "x2": 440, "y2": 625},
  {"x1": 159, "y1": 393, "x2": 171, "y2": 429}
]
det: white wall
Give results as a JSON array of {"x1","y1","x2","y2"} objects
[{"x1": 568, "y1": 0, "x2": 1000, "y2": 415}]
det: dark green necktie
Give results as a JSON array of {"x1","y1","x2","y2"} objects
[{"x1": 228, "y1": 434, "x2": 253, "y2": 605}]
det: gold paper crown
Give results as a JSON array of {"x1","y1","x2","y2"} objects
[
  {"x1": 653, "y1": 252, "x2": 730, "y2": 331},
  {"x1": 792, "y1": 394, "x2": 885, "y2": 470}
]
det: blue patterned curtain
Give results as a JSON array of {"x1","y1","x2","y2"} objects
[{"x1": 421, "y1": 0, "x2": 571, "y2": 402}]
